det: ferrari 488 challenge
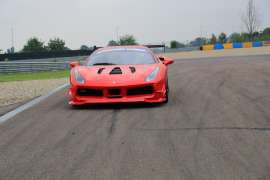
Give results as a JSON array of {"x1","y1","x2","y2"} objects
[{"x1": 69, "y1": 46, "x2": 173, "y2": 105}]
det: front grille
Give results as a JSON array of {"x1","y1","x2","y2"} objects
[
  {"x1": 108, "y1": 89, "x2": 121, "y2": 96},
  {"x1": 77, "y1": 88, "x2": 103, "y2": 97},
  {"x1": 127, "y1": 86, "x2": 153, "y2": 96}
]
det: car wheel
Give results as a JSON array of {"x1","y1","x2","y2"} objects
[{"x1": 164, "y1": 79, "x2": 169, "y2": 103}]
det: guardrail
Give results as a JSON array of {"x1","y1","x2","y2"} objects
[
  {"x1": 0, "y1": 45, "x2": 165, "y2": 62},
  {"x1": 9, "y1": 56, "x2": 88, "y2": 63},
  {"x1": 0, "y1": 45, "x2": 167, "y2": 73},
  {"x1": 264, "y1": 40, "x2": 270, "y2": 46},
  {"x1": 0, "y1": 62, "x2": 69, "y2": 73},
  {"x1": 0, "y1": 49, "x2": 95, "y2": 62},
  {"x1": 202, "y1": 40, "x2": 269, "y2": 51}
]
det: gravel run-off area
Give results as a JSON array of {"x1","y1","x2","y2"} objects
[{"x1": 0, "y1": 78, "x2": 68, "y2": 108}]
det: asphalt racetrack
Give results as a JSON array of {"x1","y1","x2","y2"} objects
[{"x1": 1, "y1": 55, "x2": 270, "y2": 180}]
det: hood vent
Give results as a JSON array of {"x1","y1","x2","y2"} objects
[
  {"x1": 97, "y1": 68, "x2": 105, "y2": 74},
  {"x1": 129, "y1": 66, "x2": 136, "y2": 73},
  {"x1": 110, "y1": 67, "x2": 122, "y2": 75}
]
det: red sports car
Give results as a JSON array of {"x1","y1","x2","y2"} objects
[{"x1": 68, "y1": 46, "x2": 173, "y2": 105}]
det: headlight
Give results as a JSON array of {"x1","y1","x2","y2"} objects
[
  {"x1": 74, "y1": 69, "x2": 85, "y2": 84},
  {"x1": 145, "y1": 67, "x2": 159, "y2": 82}
]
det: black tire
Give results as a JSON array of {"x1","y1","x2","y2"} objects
[{"x1": 164, "y1": 79, "x2": 169, "y2": 103}]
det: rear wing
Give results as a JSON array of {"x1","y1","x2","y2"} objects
[
  {"x1": 92, "y1": 44, "x2": 166, "y2": 53},
  {"x1": 144, "y1": 44, "x2": 166, "y2": 53}
]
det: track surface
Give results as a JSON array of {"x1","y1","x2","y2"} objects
[{"x1": 1, "y1": 55, "x2": 270, "y2": 180}]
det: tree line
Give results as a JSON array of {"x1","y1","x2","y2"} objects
[
  {"x1": 183, "y1": 27, "x2": 270, "y2": 48},
  {"x1": 107, "y1": 35, "x2": 138, "y2": 46},
  {"x1": 198, "y1": 27, "x2": 270, "y2": 46},
  {"x1": 13, "y1": 27, "x2": 270, "y2": 53},
  {"x1": 14, "y1": 34, "x2": 138, "y2": 53},
  {"x1": 169, "y1": 28, "x2": 270, "y2": 49},
  {"x1": 21, "y1": 37, "x2": 68, "y2": 53}
]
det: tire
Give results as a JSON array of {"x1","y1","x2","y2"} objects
[{"x1": 164, "y1": 79, "x2": 169, "y2": 103}]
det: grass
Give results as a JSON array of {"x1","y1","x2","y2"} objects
[{"x1": 0, "y1": 70, "x2": 69, "y2": 82}]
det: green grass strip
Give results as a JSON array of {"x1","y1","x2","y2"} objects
[{"x1": 0, "y1": 70, "x2": 70, "y2": 82}]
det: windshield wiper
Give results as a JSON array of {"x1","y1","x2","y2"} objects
[{"x1": 92, "y1": 63, "x2": 116, "y2": 66}]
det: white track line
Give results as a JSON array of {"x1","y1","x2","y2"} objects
[{"x1": 0, "y1": 83, "x2": 69, "y2": 124}]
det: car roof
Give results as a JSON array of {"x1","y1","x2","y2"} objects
[
  {"x1": 95, "y1": 45, "x2": 151, "y2": 53},
  {"x1": 88, "y1": 45, "x2": 158, "y2": 63}
]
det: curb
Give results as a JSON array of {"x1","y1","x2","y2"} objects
[{"x1": 0, "y1": 83, "x2": 69, "y2": 124}]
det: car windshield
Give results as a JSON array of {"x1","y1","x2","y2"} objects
[{"x1": 87, "y1": 48, "x2": 156, "y2": 66}]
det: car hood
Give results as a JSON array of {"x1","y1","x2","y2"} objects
[{"x1": 76, "y1": 64, "x2": 159, "y2": 87}]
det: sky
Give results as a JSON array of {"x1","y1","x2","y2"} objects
[{"x1": 0, "y1": 0, "x2": 269, "y2": 51}]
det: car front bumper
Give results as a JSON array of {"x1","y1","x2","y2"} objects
[{"x1": 68, "y1": 82, "x2": 166, "y2": 105}]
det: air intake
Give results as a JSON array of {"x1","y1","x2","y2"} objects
[
  {"x1": 77, "y1": 89, "x2": 103, "y2": 97},
  {"x1": 129, "y1": 66, "x2": 136, "y2": 73},
  {"x1": 97, "y1": 68, "x2": 105, "y2": 74},
  {"x1": 127, "y1": 86, "x2": 153, "y2": 96},
  {"x1": 110, "y1": 67, "x2": 122, "y2": 74}
]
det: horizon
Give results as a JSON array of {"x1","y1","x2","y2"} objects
[{"x1": 0, "y1": 0, "x2": 270, "y2": 51}]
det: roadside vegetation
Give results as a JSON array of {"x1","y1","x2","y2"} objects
[
  {"x1": 0, "y1": 70, "x2": 69, "y2": 82},
  {"x1": 108, "y1": 35, "x2": 138, "y2": 46},
  {"x1": 171, "y1": 26, "x2": 270, "y2": 48},
  {"x1": 22, "y1": 37, "x2": 69, "y2": 53},
  {"x1": 170, "y1": 41, "x2": 185, "y2": 49}
]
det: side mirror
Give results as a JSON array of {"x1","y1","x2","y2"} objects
[
  {"x1": 159, "y1": 56, "x2": 174, "y2": 66},
  {"x1": 70, "y1": 61, "x2": 80, "y2": 69},
  {"x1": 163, "y1": 59, "x2": 174, "y2": 65},
  {"x1": 159, "y1": 56, "x2": 165, "y2": 61}
]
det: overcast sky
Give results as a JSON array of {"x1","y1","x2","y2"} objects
[{"x1": 0, "y1": 0, "x2": 269, "y2": 51}]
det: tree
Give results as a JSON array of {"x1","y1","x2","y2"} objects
[
  {"x1": 170, "y1": 41, "x2": 185, "y2": 48},
  {"x1": 263, "y1": 27, "x2": 270, "y2": 35},
  {"x1": 170, "y1": 41, "x2": 177, "y2": 48},
  {"x1": 229, "y1": 33, "x2": 243, "y2": 42},
  {"x1": 80, "y1": 45, "x2": 90, "y2": 50},
  {"x1": 210, "y1": 34, "x2": 217, "y2": 44},
  {"x1": 47, "y1": 38, "x2": 66, "y2": 51},
  {"x1": 218, "y1": 32, "x2": 227, "y2": 43},
  {"x1": 108, "y1": 40, "x2": 119, "y2": 46},
  {"x1": 22, "y1": 37, "x2": 46, "y2": 52},
  {"x1": 119, "y1": 35, "x2": 137, "y2": 45},
  {"x1": 0, "y1": 49, "x2": 2, "y2": 54},
  {"x1": 190, "y1": 37, "x2": 207, "y2": 46},
  {"x1": 242, "y1": 0, "x2": 260, "y2": 40},
  {"x1": 241, "y1": 33, "x2": 251, "y2": 42}
]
